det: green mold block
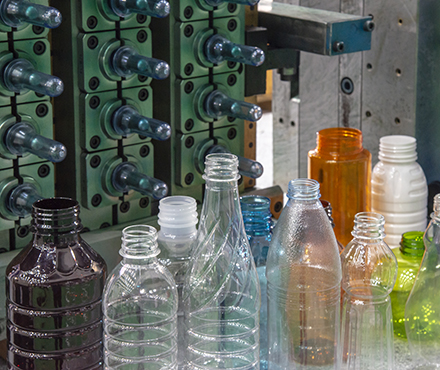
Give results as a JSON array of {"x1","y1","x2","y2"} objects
[
  {"x1": 175, "y1": 71, "x2": 244, "y2": 134},
  {"x1": 81, "y1": 142, "x2": 155, "y2": 210},
  {"x1": 78, "y1": 0, "x2": 151, "y2": 33},
  {"x1": 78, "y1": 28, "x2": 152, "y2": 94},
  {"x1": 0, "y1": 101, "x2": 54, "y2": 168},
  {"x1": 175, "y1": 16, "x2": 243, "y2": 79},
  {"x1": 80, "y1": 86, "x2": 153, "y2": 151},
  {"x1": 116, "y1": 197, "x2": 152, "y2": 226},
  {"x1": 0, "y1": 38, "x2": 54, "y2": 105},
  {"x1": 172, "y1": 0, "x2": 241, "y2": 22}
]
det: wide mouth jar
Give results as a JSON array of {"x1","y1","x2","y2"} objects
[{"x1": 316, "y1": 127, "x2": 364, "y2": 155}]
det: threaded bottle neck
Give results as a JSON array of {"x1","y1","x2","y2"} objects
[
  {"x1": 32, "y1": 198, "x2": 82, "y2": 236},
  {"x1": 240, "y1": 195, "x2": 272, "y2": 236},
  {"x1": 316, "y1": 127, "x2": 363, "y2": 155},
  {"x1": 158, "y1": 196, "x2": 198, "y2": 236},
  {"x1": 120, "y1": 225, "x2": 160, "y2": 259},
  {"x1": 351, "y1": 212, "x2": 386, "y2": 241},
  {"x1": 203, "y1": 153, "x2": 240, "y2": 182},
  {"x1": 287, "y1": 178, "x2": 321, "y2": 200},
  {"x1": 400, "y1": 231, "x2": 425, "y2": 256},
  {"x1": 378, "y1": 135, "x2": 417, "y2": 164}
]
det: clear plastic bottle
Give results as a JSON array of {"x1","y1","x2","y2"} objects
[
  {"x1": 390, "y1": 231, "x2": 424, "y2": 338},
  {"x1": 405, "y1": 194, "x2": 440, "y2": 368},
  {"x1": 308, "y1": 127, "x2": 372, "y2": 246},
  {"x1": 241, "y1": 195, "x2": 273, "y2": 370},
  {"x1": 157, "y1": 195, "x2": 198, "y2": 369},
  {"x1": 340, "y1": 212, "x2": 397, "y2": 370},
  {"x1": 183, "y1": 153, "x2": 260, "y2": 369},
  {"x1": 103, "y1": 225, "x2": 178, "y2": 369},
  {"x1": 6, "y1": 198, "x2": 107, "y2": 369},
  {"x1": 371, "y1": 135, "x2": 428, "y2": 249},
  {"x1": 267, "y1": 178, "x2": 342, "y2": 370}
]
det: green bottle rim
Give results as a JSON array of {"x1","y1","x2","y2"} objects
[{"x1": 400, "y1": 231, "x2": 425, "y2": 256}]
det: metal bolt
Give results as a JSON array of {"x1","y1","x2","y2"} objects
[
  {"x1": 364, "y1": 20, "x2": 375, "y2": 32},
  {"x1": 333, "y1": 41, "x2": 345, "y2": 53}
]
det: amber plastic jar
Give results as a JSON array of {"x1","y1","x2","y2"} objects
[{"x1": 308, "y1": 128, "x2": 371, "y2": 246}]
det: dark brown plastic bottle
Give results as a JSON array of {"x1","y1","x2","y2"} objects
[{"x1": 6, "y1": 198, "x2": 107, "y2": 369}]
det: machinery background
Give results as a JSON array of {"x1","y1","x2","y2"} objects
[{"x1": 0, "y1": 0, "x2": 438, "y2": 366}]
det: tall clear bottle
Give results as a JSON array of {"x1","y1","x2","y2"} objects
[
  {"x1": 6, "y1": 198, "x2": 107, "y2": 369},
  {"x1": 103, "y1": 225, "x2": 178, "y2": 369},
  {"x1": 157, "y1": 195, "x2": 198, "y2": 369},
  {"x1": 241, "y1": 195, "x2": 273, "y2": 370},
  {"x1": 340, "y1": 212, "x2": 397, "y2": 370},
  {"x1": 183, "y1": 153, "x2": 260, "y2": 369},
  {"x1": 405, "y1": 193, "x2": 440, "y2": 368},
  {"x1": 267, "y1": 178, "x2": 342, "y2": 370}
]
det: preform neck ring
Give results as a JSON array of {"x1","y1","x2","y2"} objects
[{"x1": 287, "y1": 178, "x2": 321, "y2": 200}]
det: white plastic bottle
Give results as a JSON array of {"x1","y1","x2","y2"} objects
[
  {"x1": 371, "y1": 135, "x2": 428, "y2": 248},
  {"x1": 157, "y1": 196, "x2": 198, "y2": 369}
]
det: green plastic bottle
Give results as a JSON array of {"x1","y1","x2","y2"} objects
[{"x1": 390, "y1": 231, "x2": 424, "y2": 338}]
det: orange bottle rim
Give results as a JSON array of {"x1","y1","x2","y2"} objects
[{"x1": 316, "y1": 127, "x2": 364, "y2": 154}]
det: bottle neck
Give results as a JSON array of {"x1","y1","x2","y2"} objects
[
  {"x1": 400, "y1": 231, "x2": 425, "y2": 257},
  {"x1": 287, "y1": 178, "x2": 321, "y2": 202},
  {"x1": 241, "y1": 195, "x2": 272, "y2": 236},
  {"x1": 433, "y1": 194, "x2": 440, "y2": 222},
  {"x1": 120, "y1": 225, "x2": 160, "y2": 262},
  {"x1": 316, "y1": 127, "x2": 363, "y2": 155},
  {"x1": 351, "y1": 212, "x2": 386, "y2": 242},
  {"x1": 32, "y1": 198, "x2": 82, "y2": 245},
  {"x1": 378, "y1": 135, "x2": 417, "y2": 164},
  {"x1": 157, "y1": 195, "x2": 198, "y2": 238}
]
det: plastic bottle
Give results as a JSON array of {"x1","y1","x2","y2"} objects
[
  {"x1": 183, "y1": 153, "x2": 260, "y2": 369},
  {"x1": 340, "y1": 212, "x2": 397, "y2": 370},
  {"x1": 6, "y1": 198, "x2": 107, "y2": 369},
  {"x1": 157, "y1": 195, "x2": 198, "y2": 369},
  {"x1": 371, "y1": 135, "x2": 428, "y2": 249},
  {"x1": 308, "y1": 127, "x2": 372, "y2": 246},
  {"x1": 405, "y1": 194, "x2": 440, "y2": 367},
  {"x1": 241, "y1": 195, "x2": 273, "y2": 370},
  {"x1": 103, "y1": 225, "x2": 178, "y2": 369},
  {"x1": 390, "y1": 231, "x2": 424, "y2": 338},
  {"x1": 267, "y1": 178, "x2": 342, "y2": 369}
]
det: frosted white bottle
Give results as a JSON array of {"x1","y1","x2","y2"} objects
[
  {"x1": 157, "y1": 196, "x2": 198, "y2": 370},
  {"x1": 371, "y1": 135, "x2": 428, "y2": 248}
]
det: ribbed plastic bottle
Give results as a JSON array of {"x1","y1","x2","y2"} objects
[
  {"x1": 371, "y1": 135, "x2": 428, "y2": 249},
  {"x1": 340, "y1": 212, "x2": 397, "y2": 370},
  {"x1": 241, "y1": 195, "x2": 273, "y2": 370},
  {"x1": 390, "y1": 231, "x2": 424, "y2": 338},
  {"x1": 6, "y1": 198, "x2": 107, "y2": 369},
  {"x1": 157, "y1": 195, "x2": 198, "y2": 369},
  {"x1": 183, "y1": 153, "x2": 260, "y2": 369},
  {"x1": 103, "y1": 225, "x2": 178, "y2": 369},
  {"x1": 267, "y1": 178, "x2": 342, "y2": 369},
  {"x1": 308, "y1": 128, "x2": 372, "y2": 246},
  {"x1": 405, "y1": 194, "x2": 440, "y2": 367}
]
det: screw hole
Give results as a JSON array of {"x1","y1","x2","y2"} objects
[
  {"x1": 227, "y1": 128, "x2": 237, "y2": 140},
  {"x1": 138, "y1": 75, "x2": 148, "y2": 83},
  {"x1": 274, "y1": 201, "x2": 283, "y2": 213},
  {"x1": 184, "y1": 25, "x2": 194, "y2": 38},
  {"x1": 184, "y1": 81, "x2": 194, "y2": 94},
  {"x1": 17, "y1": 225, "x2": 29, "y2": 238},
  {"x1": 395, "y1": 117, "x2": 401, "y2": 124},
  {"x1": 184, "y1": 6, "x2": 194, "y2": 19},
  {"x1": 227, "y1": 116, "x2": 235, "y2": 123},
  {"x1": 398, "y1": 18, "x2": 403, "y2": 25},
  {"x1": 87, "y1": 36, "x2": 99, "y2": 50},
  {"x1": 227, "y1": 74, "x2": 237, "y2": 86},
  {"x1": 366, "y1": 63, "x2": 373, "y2": 71},
  {"x1": 139, "y1": 197, "x2": 150, "y2": 208},
  {"x1": 91, "y1": 194, "x2": 102, "y2": 207},
  {"x1": 90, "y1": 155, "x2": 101, "y2": 168},
  {"x1": 185, "y1": 136, "x2": 195, "y2": 148},
  {"x1": 140, "y1": 145, "x2": 150, "y2": 157},
  {"x1": 38, "y1": 164, "x2": 50, "y2": 178},
  {"x1": 89, "y1": 77, "x2": 100, "y2": 90},
  {"x1": 290, "y1": 121, "x2": 295, "y2": 127},
  {"x1": 340, "y1": 77, "x2": 354, "y2": 95},
  {"x1": 120, "y1": 202, "x2": 130, "y2": 213},
  {"x1": 87, "y1": 16, "x2": 98, "y2": 29},
  {"x1": 90, "y1": 136, "x2": 101, "y2": 149},
  {"x1": 36, "y1": 103, "x2": 49, "y2": 117},
  {"x1": 138, "y1": 88, "x2": 149, "y2": 101},
  {"x1": 100, "y1": 222, "x2": 111, "y2": 229},
  {"x1": 228, "y1": 3, "x2": 237, "y2": 12},
  {"x1": 249, "y1": 142, "x2": 254, "y2": 148},
  {"x1": 185, "y1": 119, "x2": 194, "y2": 131},
  {"x1": 137, "y1": 30, "x2": 148, "y2": 43},
  {"x1": 366, "y1": 111, "x2": 372, "y2": 117},
  {"x1": 32, "y1": 25, "x2": 45, "y2": 35},
  {"x1": 396, "y1": 68, "x2": 402, "y2": 76},
  {"x1": 185, "y1": 173, "x2": 194, "y2": 185},
  {"x1": 184, "y1": 63, "x2": 194, "y2": 76},
  {"x1": 249, "y1": 123, "x2": 254, "y2": 129},
  {"x1": 227, "y1": 61, "x2": 236, "y2": 69},
  {"x1": 33, "y1": 41, "x2": 46, "y2": 55},
  {"x1": 89, "y1": 96, "x2": 100, "y2": 109},
  {"x1": 279, "y1": 118, "x2": 284, "y2": 124},
  {"x1": 136, "y1": 14, "x2": 147, "y2": 23},
  {"x1": 228, "y1": 19, "x2": 237, "y2": 32}
]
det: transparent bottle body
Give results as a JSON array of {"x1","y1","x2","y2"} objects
[
  {"x1": 267, "y1": 196, "x2": 342, "y2": 370},
  {"x1": 340, "y1": 214, "x2": 397, "y2": 370},
  {"x1": 183, "y1": 171, "x2": 260, "y2": 369},
  {"x1": 6, "y1": 198, "x2": 107, "y2": 370},
  {"x1": 103, "y1": 256, "x2": 178, "y2": 369},
  {"x1": 158, "y1": 232, "x2": 196, "y2": 369},
  {"x1": 405, "y1": 213, "x2": 440, "y2": 368}
]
